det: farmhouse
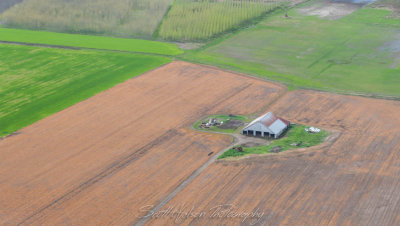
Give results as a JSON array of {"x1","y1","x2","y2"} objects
[{"x1": 242, "y1": 112, "x2": 290, "y2": 139}]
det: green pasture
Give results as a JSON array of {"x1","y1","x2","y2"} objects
[
  {"x1": 218, "y1": 125, "x2": 329, "y2": 159},
  {"x1": 0, "y1": 27, "x2": 183, "y2": 55},
  {"x1": 183, "y1": 7, "x2": 400, "y2": 97},
  {"x1": 0, "y1": 44, "x2": 171, "y2": 136}
]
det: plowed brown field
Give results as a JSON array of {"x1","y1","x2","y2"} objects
[
  {"x1": 0, "y1": 61, "x2": 285, "y2": 225},
  {"x1": 149, "y1": 90, "x2": 400, "y2": 225}
]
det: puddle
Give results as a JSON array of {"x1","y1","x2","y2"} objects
[
  {"x1": 387, "y1": 39, "x2": 400, "y2": 53},
  {"x1": 379, "y1": 34, "x2": 400, "y2": 53},
  {"x1": 332, "y1": 0, "x2": 377, "y2": 5},
  {"x1": 378, "y1": 34, "x2": 400, "y2": 68}
]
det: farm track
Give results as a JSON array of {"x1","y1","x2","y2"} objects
[
  {"x1": 1, "y1": 61, "x2": 400, "y2": 225},
  {"x1": 0, "y1": 61, "x2": 285, "y2": 225}
]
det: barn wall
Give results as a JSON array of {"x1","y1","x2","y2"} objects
[{"x1": 243, "y1": 122, "x2": 272, "y2": 134}]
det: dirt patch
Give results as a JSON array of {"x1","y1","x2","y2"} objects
[
  {"x1": 217, "y1": 119, "x2": 244, "y2": 129},
  {"x1": 235, "y1": 134, "x2": 271, "y2": 147},
  {"x1": 298, "y1": 0, "x2": 373, "y2": 20},
  {"x1": 175, "y1": 42, "x2": 204, "y2": 50},
  {"x1": 241, "y1": 142, "x2": 260, "y2": 147},
  {"x1": 241, "y1": 140, "x2": 271, "y2": 148}
]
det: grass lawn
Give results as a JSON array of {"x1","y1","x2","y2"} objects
[
  {"x1": 182, "y1": 6, "x2": 400, "y2": 97},
  {"x1": 0, "y1": 44, "x2": 171, "y2": 136},
  {"x1": 218, "y1": 125, "x2": 329, "y2": 159},
  {"x1": 193, "y1": 114, "x2": 248, "y2": 133},
  {"x1": 0, "y1": 27, "x2": 183, "y2": 55}
]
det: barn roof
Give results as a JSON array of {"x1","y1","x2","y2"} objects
[
  {"x1": 244, "y1": 112, "x2": 290, "y2": 134},
  {"x1": 269, "y1": 119, "x2": 288, "y2": 135}
]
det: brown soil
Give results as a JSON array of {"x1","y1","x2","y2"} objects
[
  {"x1": 2, "y1": 61, "x2": 400, "y2": 225},
  {"x1": 147, "y1": 90, "x2": 400, "y2": 225},
  {"x1": 217, "y1": 120, "x2": 244, "y2": 129},
  {"x1": 0, "y1": 61, "x2": 285, "y2": 225}
]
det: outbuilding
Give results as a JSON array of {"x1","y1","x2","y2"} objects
[{"x1": 242, "y1": 112, "x2": 290, "y2": 139}]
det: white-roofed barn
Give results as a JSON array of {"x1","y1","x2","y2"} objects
[{"x1": 242, "y1": 112, "x2": 290, "y2": 139}]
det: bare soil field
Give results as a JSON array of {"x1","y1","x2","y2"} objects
[
  {"x1": 0, "y1": 61, "x2": 285, "y2": 225},
  {"x1": 148, "y1": 90, "x2": 400, "y2": 225}
]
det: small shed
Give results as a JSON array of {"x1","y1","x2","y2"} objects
[{"x1": 242, "y1": 112, "x2": 290, "y2": 139}]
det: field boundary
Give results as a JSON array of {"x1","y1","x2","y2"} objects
[
  {"x1": 0, "y1": 41, "x2": 178, "y2": 57},
  {"x1": 185, "y1": 60, "x2": 400, "y2": 102},
  {"x1": 186, "y1": 61, "x2": 288, "y2": 93},
  {"x1": 152, "y1": 1, "x2": 174, "y2": 39},
  {"x1": 181, "y1": 61, "x2": 290, "y2": 118},
  {"x1": 0, "y1": 49, "x2": 174, "y2": 141}
]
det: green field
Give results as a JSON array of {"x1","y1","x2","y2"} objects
[
  {"x1": 183, "y1": 6, "x2": 400, "y2": 97},
  {"x1": 0, "y1": 0, "x2": 173, "y2": 38},
  {"x1": 218, "y1": 125, "x2": 329, "y2": 159},
  {"x1": 0, "y1": 28, "x2": 183, "y2": 55},
  {"x1": 0, "y1": 44, "x2": 171, "y2": 136},
  {"x1": 158, "y1": 0, "x2": 281, "y2": 41}
]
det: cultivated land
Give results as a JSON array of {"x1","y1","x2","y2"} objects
[
  {"x1": 0, "y1": 62, "x2": 286, "y2": 225},
  {"x1": 0, "y1": 0, "x2": 399, "y2": 224},
  {"x1": 158, "y1": 0, "x2": 280, "y2": 41},
  {"x1": 2, "y1": 62, "x2": 400, "y2": 225},
  {"x1": 0, "y1": 28, "x2": 183, "y2": 55},
  {"x1": 183, "y1": 4, "x2": 400, "y2": 97},
  {"x1": 0, "y1": 44, "x2": 171, "y2": 136},
  {"x1": 148, "y1": 89, "x2": 400, "y2": 225},
  {"x1": 0, "y1": 0, "x2": 174, "y2": 38}
]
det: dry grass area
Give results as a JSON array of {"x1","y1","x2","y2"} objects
[
  {"x1": 0, "y1": 61, "x2": 285, "y2": 225},
  {"x1": 148, "y1": 90, "x2": 400, "y2": 225}
]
